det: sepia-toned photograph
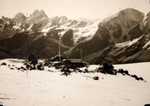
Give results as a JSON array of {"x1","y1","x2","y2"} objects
[{"x1": 0, "y1": 0, "x2": 150, "y2": 106}]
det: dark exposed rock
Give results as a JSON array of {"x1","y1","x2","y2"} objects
[
  {"x1": 1, "y1": 62, "x2": 7, "y2": 65},
  {"x1": 13, "y1": 12, "x2": 27, "y2": 24},
  {"x1": 84, "y1": 34, "x2": 150, "y2": 64},
  {"x1": 61, "y1": 29, "x2": 74, "y2": 47},
  {"x1": 131, "y1": 75, "x2": 144, "y2": 81},
  {"x1": 0, "y1": 32, "x2": 31, "y2": 50},
  {"x1": 10, "y1": 68, "x2": 14, "y2": 70},
  {"x1": 0, "y1": 8, "x2": 150, "y2": 65},
  {"x1": 16, "y1": 35, "x2": 69, "y2": 59},
  {"x1": 93, "y1": 76, "x2": 99, "y2": 80},
  {"x1": 64, "y1": 8, "x2": 144, "y2": 59},
  {"x1": 117, "y1": 69, "x2": 130, "y2": 76}
]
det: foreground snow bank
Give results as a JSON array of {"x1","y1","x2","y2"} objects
[
  {"x1": 0, "y1": 59, "x2": 150, "y2": 106},
  {"x1": 114, "y1": 62, "x2": 150, "y2": 82}
]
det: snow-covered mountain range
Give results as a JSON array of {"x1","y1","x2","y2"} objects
[{"x1": 0, "y1": 8, "x2": 150, "y2": 64}]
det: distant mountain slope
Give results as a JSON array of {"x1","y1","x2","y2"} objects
[
  {"x1": 143, "y1": 12, "x2": 150, "y2": 34},
  {"x1": 0, "y1": 16, "x2": 16, "y2": 39},
  {"x1": 99, "y1": 8, "x2": 144, "y2": 42},
  {"x1": 26, "y1": 9, "x2": 48, "y2": 24},
  {"x1": 13, "y1": 12, "x2": 27, "y2": 24},
  {"x1": 84, "y1": 34, "x2": 150, "y2": 64},
  {"x1": 0, "y1": 32, "x2": 32, "y2": 50},
  {"x1": 0, "y1": 46, "x2": 16, "y2": 59},
  {"x1": 0, "y1": 8, "x2": 150, "y2": 65},
  {"x1": 14, "y1": 35, "x2": 69, "y2": 59},
  {"x1": 64, "y1": 8, "x2": 145, "y2": 58}
]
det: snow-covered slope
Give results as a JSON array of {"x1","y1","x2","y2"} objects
[
  {"x1": 84, "y1": 34, "x2": 150, "y2": 64},
  {"x1": 13, "y1": 12, "x2": 27, "y2": 24},
  {"x1": 143, "y1": 12, "x2": 150, "y2": 34},
  {"x1": 0, "y1": 59, "x2": 150, "y2": 106},
  {"x1": 40, "y1": 17, "x2": 100, "y2": 44},
  {"x1": 26, "y1": 9, "x2": 48, "y2": 24},
  {"x1": 98, "y1": 8, "x2": 144, "y2": 42},
  {"x1": 64, "y1": 8, "x2": 145, "y2": 59},
  {"x1": 59, "y1": 19, "x2": 99, "y2": 44},
  {"x1": 0, "y1": 8, "x2": 150, "y2": 64}
]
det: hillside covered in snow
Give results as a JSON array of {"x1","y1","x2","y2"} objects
[{"x1": 0, "y1": 59, "x2": 150, "y2": 106}]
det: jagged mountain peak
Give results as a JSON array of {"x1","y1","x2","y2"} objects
[
  {"x1": 32, "y1": 9, "x2": 48, "y2": 18},
  {"x1": 64, "y1": 8, "x2": 145, "y2": 59},
  {"x1": 98, "y1": 7, "x2": 144, "y2": 43},
  {"x1": 26, "y1": 9, "x2": 48, "y2": 24},
  {"x1": 50, "y1": 16, "x2": 68, "y2": 20},
  {"x1": 59, "y1": 16, "x2": 68, "y2": 19},
  {"x1": 14, "y1": 12, "x2": 26, "y2": 18},
  {"x1": 48, "y1": 16, "x2": 69, "y2": 26},
  {"x1": 1, "y1": 8, "x2": 150, "y2": 64},
  {"x1": 13, "y1": 12, "x2": 27, "y2": 24},
  {"x1": 33, "y1": 9, "x2": 41, "y2": 14},
  {"x1": 104, "y1": 8, "x2": 144, "y2": 22}
]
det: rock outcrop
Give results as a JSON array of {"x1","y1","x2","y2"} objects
[
  {"x1": 13, "y1": 12, "x2": 27, "y2": 24},
  {"x1": 64, "y1": 8, "x2": 145, "y2": 58}
]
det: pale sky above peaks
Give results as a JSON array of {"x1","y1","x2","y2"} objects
[{"x1": 0, "y1": 0, "x2": 150, "y2": 19}]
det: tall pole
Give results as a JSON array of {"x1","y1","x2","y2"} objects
[
  {"x1": 80, "y1": 48, "x2": 82, "y2": 62},
  {"x1": 59, "y1": 37, "x2": 61, "y2": 61}
]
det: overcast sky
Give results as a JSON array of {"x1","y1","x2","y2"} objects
[{"x1": 0, "y1": 0, "x2": 150, "y2": 19}]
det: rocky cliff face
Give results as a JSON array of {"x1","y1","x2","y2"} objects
[
  {"x1": 15, "y1": 35, "x2": 69, "y2": 59},
  {"x1": 64, "y1": 8, "x2": 145, "y2": 58},
  {"x1": 49, "y1": 16, "x2": 69, "y2": 26},
  {"x1": 0, "y1": 8, "x2": 150, "y2": 64},
  {"x1": 61, "y1": 29, "x2": 74, "y2": 47},
  {"x1": 26, "y1": 9, "x2": 48, "y2": 24},
  {"x1": 13, "y1": 12, "x2": 27, "y2": 24},
  {"x1": 84, "y1": 34, "x2": 150, "y2": 64},
  {"x1": 143, "y1": 12, "x2": 150, "y2": 34},
  {"x1": 98, "y1": 8, "x2": 144, "y2": 42},
  {"x1": 0, "y1": 16, "x2": 16, "y2": 39}
]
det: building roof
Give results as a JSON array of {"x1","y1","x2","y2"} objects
[{"x1": 69, "y1": 59, "x2": 82, "y2": 63}]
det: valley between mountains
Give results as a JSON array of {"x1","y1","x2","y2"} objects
[{"x1": 0, "y1": 8, "x2": 150, "y2": 64}]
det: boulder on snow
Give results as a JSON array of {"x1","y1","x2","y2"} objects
[
  {"x1": 10, "y1": 68, "x2": 14, "y2": 70},
  {"x1": 131, "y1": 74, "x2": 144, "y2": 81},
  {"x1": 117, "y1": 69, "x2": 130, "y2": 76},
  {"x1": 93, "y1": 76, "x2": 99, "y2": 80},
  {"x1": 1, "y1": 62, "x2": 7, "y2": 65}
]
